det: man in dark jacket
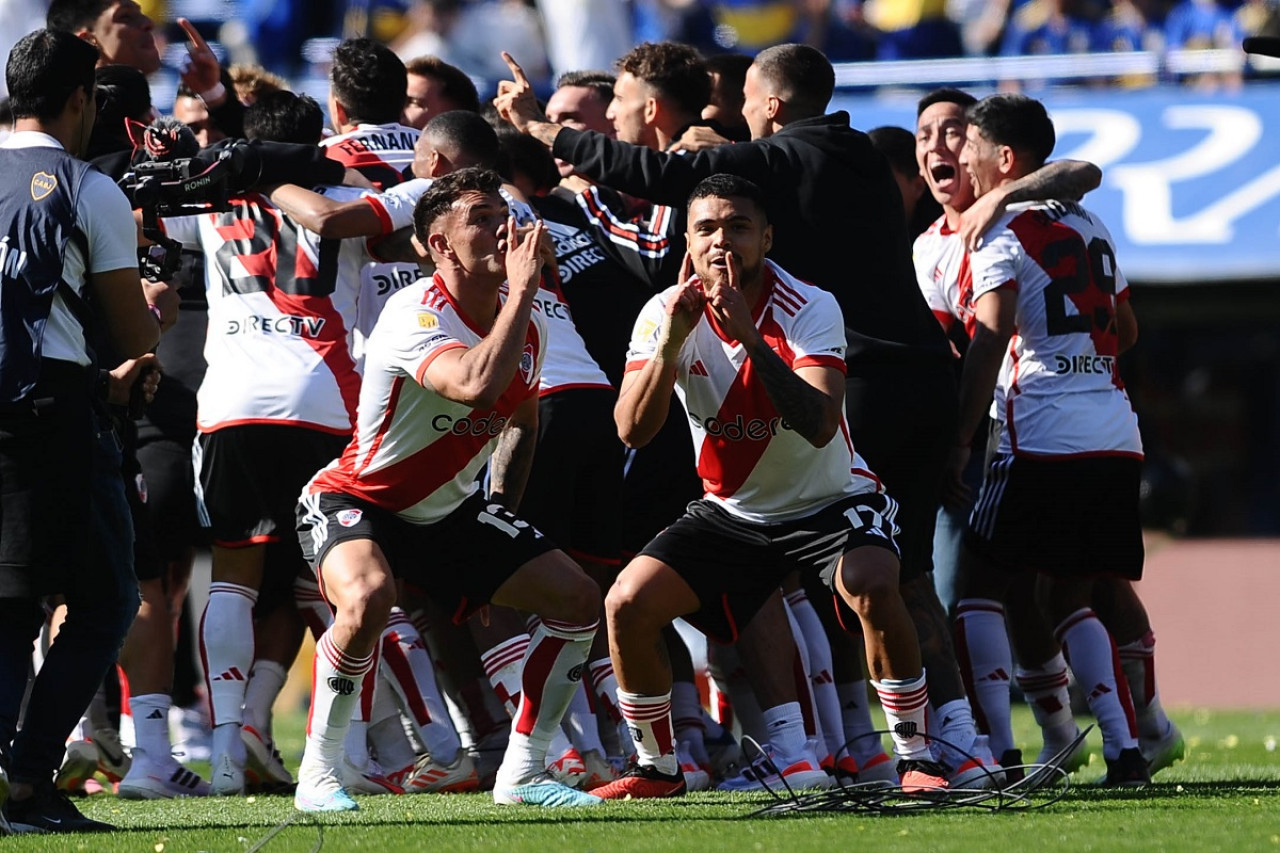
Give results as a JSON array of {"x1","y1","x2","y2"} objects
[{"x1": 498, "y1": 45, "x2": 980, "y2": 787}]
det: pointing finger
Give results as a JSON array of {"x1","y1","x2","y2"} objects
[
  {"x1": 178, "y1": 18, "x2": 210, "y2": 53},
  {"x1": 501, "y1": 52, "x2": 529, "y2": 87}
]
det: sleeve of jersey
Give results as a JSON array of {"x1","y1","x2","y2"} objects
[
  {"x1": 81, "y1": 173, "x2": 142, "y2": 273},
  {"x1": 382, "y1": 308, "x2": 467, "y2": 387},
  {"x1": 1091, "y1": 216, "x2": 1131, "y2": 303},
  {"x1": 365, "y1": 178, "x2": 433, "y2": 236},
  {"x1": 789, "y1": 290, "x2": 849, "y2": 373},
  {"x1": 969, "y1": 226, "x2": 1021, "y2": 301},
  {"x1": 623, "y1": 293, "x2": 670, "y2": 373},
  {"x1": 913, "y1": 247, "x2": 954, "y2": 323}
]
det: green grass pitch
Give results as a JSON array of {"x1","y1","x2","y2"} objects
[{"x1": 7, "y1": 707, "x2": 1279, "y2": 853}]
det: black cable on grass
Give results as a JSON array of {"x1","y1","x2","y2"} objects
[
  {"x1": 244, "y1": 812, "x2": 325, "y2": 853},
  {"x1": 740, "y1": 727, "x2": 1089, "y2": 818}
]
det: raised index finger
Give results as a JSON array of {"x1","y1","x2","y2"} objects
[
  {"x1": 501, "y1": 52, "x2": 530, "y2": 86},
  {"x1": 177, "y1": 17, "x2": 211, "y2": 53}
]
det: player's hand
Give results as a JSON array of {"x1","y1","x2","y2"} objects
[
  {"x1": 142, "y1": 279, "x2": 180, "y2": 332},
  {"x1": 943, "y1": 443, "x2": 972, "y2": 511},
  {"x1": 958, "y1": 185, "x2": 1009, "y2": 252},
  {"x1": 107, "y1": 353, "x2": 161, "y2": 407},
  {"x1": 504, "y1": 215, "x2": 546, "y2": 293},
  {"x1": 535, "y1": 221, "x2": 560, "y2": 281},
  {"x1": 176, "y1": 18, "x2": 224, "y2": 105},
  {"x1": 706, "y1": 253, "x2": 756, "y2": 343},
  {"x1": 661, "y1": 253, "x2": 705, "y2": 349},
  {"x1": 493, "y1": 52, "x2": 545, "y2": 133},
  {"x1": 675, "y1": 125, "x2": 731, "y2": 152}
]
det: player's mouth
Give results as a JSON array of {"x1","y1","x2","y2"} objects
[{"x1": 929, "y1": 161, "x2": 957, "y2": 186}]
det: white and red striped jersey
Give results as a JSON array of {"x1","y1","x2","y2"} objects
[
  {"x1": 162, "y1": 194, "x2": 361, "y2": 435},
  {"x1": 625, "y1": 260, "x2": 880, "y2": 523},
  {"x1": 913, "y1": 215, "x2": 973, "y2": 335},
  {"x1": 969, "y1": 200, "x2": 1141, "y2": 459},
  {"x1": 321, "y1": 122, "x2": 419, "y2": 190},
  {"x1": 307, "y1": 272, "x2": 546, "y2": 523}
]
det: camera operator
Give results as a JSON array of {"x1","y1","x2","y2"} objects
[{"x1": 0, "y1": 29, "x2": 159, "y2": 834}]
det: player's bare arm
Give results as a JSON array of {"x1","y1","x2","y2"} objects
[
  {"x1": 615, "y1": 254, "x2": 704, "y2": 448},
  {"x1": 92, "y1": 267, "x2": 163, "y2": 358},
  {"x1": 268, "y1": 184, "x2": 384, "y2": 238},
  {"x1": 948, "y1": 286, "x2": 1016, "y2": 506},
  {"x1": 488, "y1": 394, "x2": 539, "y2": 511},
  {"x1": 494, "y1": 53, "x2": 564, "y2": 149},
  {"x1": 424, "y1": 216, "x2": 545, "y2": 407},
  {"x1": 959, "y1": 159, "x2": 1103, "y2": 251}
]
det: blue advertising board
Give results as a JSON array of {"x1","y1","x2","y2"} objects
[{"x1": 833, "y1": 84, "x2": 1280, "y2": 283}]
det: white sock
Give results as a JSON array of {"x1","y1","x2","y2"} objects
[
  {"x1": 617, "y1": 689, "x2": 677, "y2": 775},
  {"x1": 342, "y1": 658, "x2": 380, "y2": 771},
  {"x1": 368, "y1": 684, "x2": 417, "y2": 773},
  {"x1": 130, "y1": 693, "x2": 173, "y2": 763},
  {"x1": 1055, "y1": 609, "x2": 1138, "y2": 760},
  {"x1": 381, "y1": 608, "x2": 463, "y2": 760},
  {"x1": 1015, "y1": 652, "x2": 1079, "y2": 751},
  {"x1": 200, "y1": 582, "x2": 257, "y2": 728},
  {"x1": 1117, "y1": 631, "x2": 1171, "y2": 740},
  {"x1": 761, "y1": 701, "x2": 807, "y2": 762},
  {"x1": 243, "y1": 660, "x2": 288, "y2": 737},
  {"x1": 498, "y1": 618, "x2": 596, "y2": 787},
  {"x1": 480, "y1": 634, "x2": 529, "y2": 719},
  {"x1": 954, "y1": 598, "x2": 1015, "y2": 757},
  {"x1": 672, "y1": 679, "x2": 709, "y2": 765},
  {"x1": 303, "y1": 630, "x2": 375, "y2": 774},
  {"x1": 872, "y1": 672, "x2": 932, "y2": 762},
  {"x1": 785, "y1": 590, "x2": 845, "y2": 762},
  {"x1": 836, "y1": 680, "x2": 885, "y2": 765},
  {"x1": 932, "y1": 697, "x2": 979, "y2": 769},
  {"x1": 562, "y1": 681, "x2": 605, "y2": 756}
]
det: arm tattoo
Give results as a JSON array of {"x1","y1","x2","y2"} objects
[
  {"x1": 1004, "y1": 160, "x2": 1101, "y2": 204},
  {"x1": 488, "y1": 420, "x2": 537, "y2": 511},
  {"x1": 743, "y1": 337, "x2": 834, "y2": 445}
]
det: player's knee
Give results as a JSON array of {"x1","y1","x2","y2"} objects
[
  {"x1": 558, "y1": 567, "x2": 601, "y2": 625},
  {"x1": 605, "y1": 574, "x2": 664, "y2": 633},
  {"x1": 839, "y1": 560, "x2": 900, "y2": 612},
  {"x1": 336, "y1": 577, "x2": 396, "y2": 640}
]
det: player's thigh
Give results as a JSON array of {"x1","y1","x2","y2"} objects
[{"x1": 605, "y1": 555, "x2": 701, "y2": 630}]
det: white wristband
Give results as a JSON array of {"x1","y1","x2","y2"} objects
[{"x1": 199, "y1": 81, "x2": 226, "y2": 104}]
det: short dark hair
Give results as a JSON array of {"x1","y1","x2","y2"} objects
[
  {"x1": 244, "y1": 90, "x2": 324, "y2": 145},
  {"x1": 555, "y1": 69, "x2": 615, "y2": 104},
  {"x1": 6, "y1": 29, "x2": 100, "y2": 122},
  {"x1": 688, "y1": 173, "x2": 769, "y2": 223},
  {"x1": 47, "y1": 0, "x2": 113, "y2": 33},
  {"x1": 917, "y1": 87, "x2": 977, "y2": 117},
  {"x1": 617, "y1": 42, "x2": 710, "y2": 119},
  {"x1": 423, "y1": 109, "x2": 501, "y2": 170},
  {"x1": 331, "y1": 37, "x2": 408, "y2": 125},
  {"x1": 496, "y1": 126, "x2": 559, "y2": 194},
  {"x1": 405, "y1": 55, "x2": 480, "y2": 114},
  {"x1": 867, "y1": 126, "x2": 917, "y2": 178},
  {"x1": 704, "y1": 53, "x2": 752, "y2": 105},
  {"x1": 752, "y1": 44, "x2": 833, "y2": 118},
  {"x1": 966, "y1": 93, "x2": 1056, "y2": 170},
  {"x1": 412, "y1": 166, "x2": 503, "y2": 241}
]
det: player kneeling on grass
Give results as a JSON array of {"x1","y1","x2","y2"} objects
[
  {"x1": 594, "y1": 174, "x2": 946, "y2": 800},
  {"x1": 293, "y1": 168, "x2": 602, "y2": 811}
]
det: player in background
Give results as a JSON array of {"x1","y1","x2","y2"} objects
[
  {"x1": 950, "y1": 93, "x2": 1173, "y2": 786},
  {"x1": 293, "y1": 168, "x2": 602, "y2": 811},
  {"x1": 322, "y1": 38, "x2": 419, "y2": 189}
]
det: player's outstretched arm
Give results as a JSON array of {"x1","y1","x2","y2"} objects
[
  {"x1": 959, "y1": 159, "x2": 1103, "y2": 251},
  {"x1": 268, "y1": 184, "x2": 383, "y2": 238}
]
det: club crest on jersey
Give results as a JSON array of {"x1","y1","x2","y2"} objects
[
  {"x1": 337, "y1": 509, "x2": 363, "y2": 528},
  {"x1": 417, "y1": 313, "x2": 438, "y2": 329},
  {"x1": 30, "y1": 172, "x2": 57, "y2": 201},
  {"x1": 519, "y1": 344, "x2": 535, "y2": 384}
]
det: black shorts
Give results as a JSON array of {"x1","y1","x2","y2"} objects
[
  {"x1": 620, "y1": 401, "x2": 701, "y2": 557},
  {"x1": 965, "y1": 453, "x2": 1144, "y2": 580},
  {"x1": 521, "y1": 388, "x2": 623, "y2": 566},
  {"x1": 0, "y1": 384, "x2": 95, "y2": 598},
  {"x1": 297, "y1": 490, "x2": 557, "y2": 623},
  {"x1": 136, "y1": 435, "x2": 208, "y2": 563},
  {"x1": 196, "y1": 424, "x2": 348, "y2": 548},
  {"x1": 637, "y1": 493, "x2": 901, "y2": 644},
  {"x1": 845, "y1": 364, "x2": 957, "y2": 585}
]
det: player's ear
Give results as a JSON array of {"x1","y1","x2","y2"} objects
[
  {"x1": 426, "y1": 231, "x2": 451, "y2": 260},
  {"x1": 762, "y1": 223, "x2": 773, "y2": 255}
]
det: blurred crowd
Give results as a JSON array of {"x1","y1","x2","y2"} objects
[{"x1": 5, "y1": 0, "x2": 1278, "y2": 97}]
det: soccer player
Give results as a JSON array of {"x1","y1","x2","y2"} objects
[
  {"x1": 293, "y1": 167, "x2": 602, "y2": 811},
  {"x1": 323, "y1": 38, "x2": 419, "y2": 189},
  {"x1": 951, "y1": 93, "x2": 1152, "y2": 785},
  {"x1": 595, "y1": 174, "x2": 943, "y2": 800},
  {"x1": 402, "y1": 56, "x2": 480, "y2": 130}
]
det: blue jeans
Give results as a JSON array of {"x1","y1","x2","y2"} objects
[
  {"x1": 0, "y1": 415, "x2": 139, "y2": 785},
  {"x1": 931, "y1": 431, "x2": 987, "y2": 617}
]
